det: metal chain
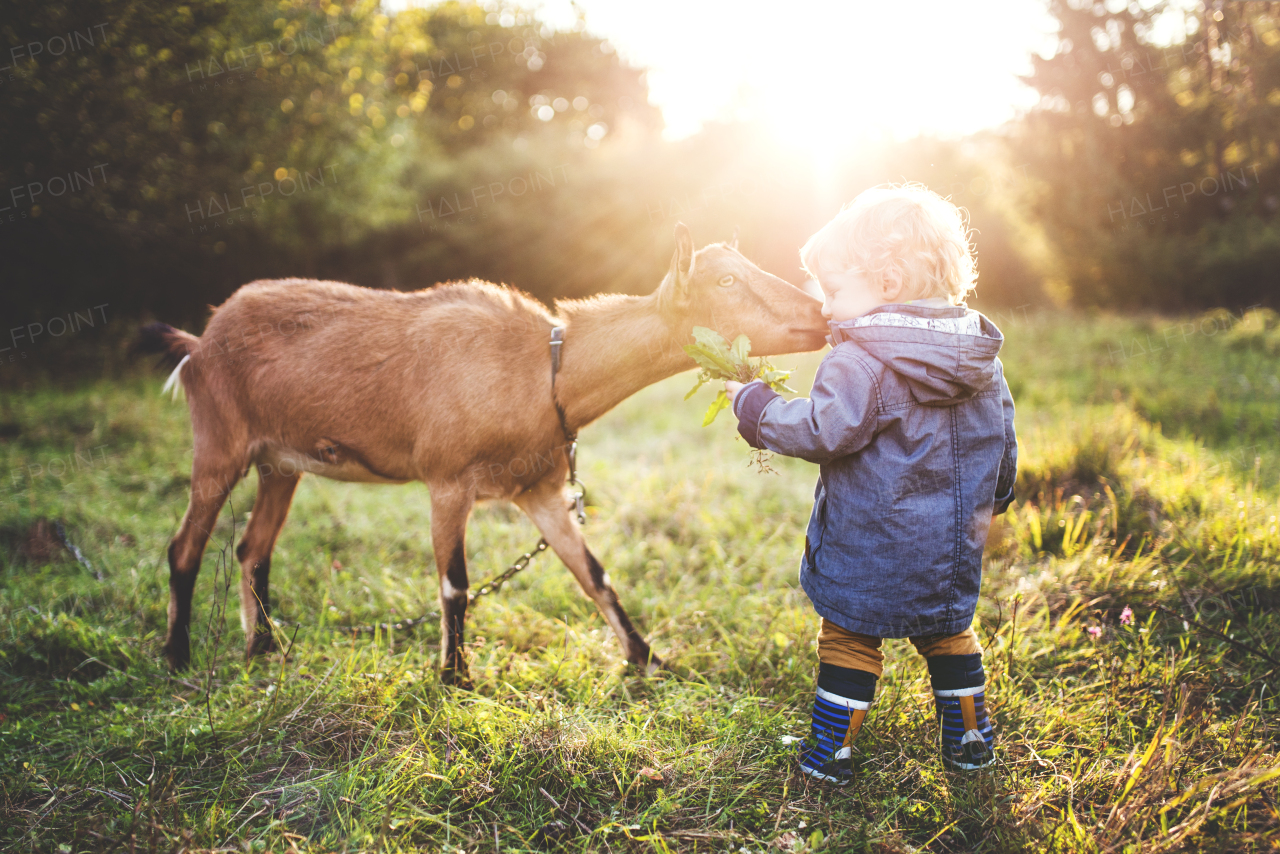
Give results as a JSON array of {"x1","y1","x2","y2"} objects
[
  {"x1": 469, "y1": 459, "x2": 587, "y2": 603},
  {"x1": 466, "y1": 419, "x2": 587, "y2": 604},
  {"x1": 469, "y1": 538, "x2": 549, "y2": 601},
  {"x1": 55, "y1": 521, "x2": 104, "y2": 581},
  {"x1": 465, "y1": 324, "x2": 586, "y2": 602},
  {"x1": 566, "y1": 440, "x2": 586, "y2": 526},
  {"x1": 276, "y1": 460, "x2": 586, "y2": 635},
  {"x1": 273, "y1": 612, "x2": 439, "y2": 636}
]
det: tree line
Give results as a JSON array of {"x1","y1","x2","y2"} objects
[{"x1": 1, "y1": 0, "x2": 1274, "y2": 330}]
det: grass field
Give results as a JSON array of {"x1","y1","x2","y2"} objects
[{"x1": 1, "y1": 309, "x2": 1278, "y2": 853}]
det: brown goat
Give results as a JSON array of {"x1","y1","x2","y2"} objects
[{"x1": 137, "y1": 223, "x2": 827, "y2": 686}]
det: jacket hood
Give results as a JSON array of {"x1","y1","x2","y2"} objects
[{"x1": 827, "y1": 304, "x2": 1004, "y2": 405}]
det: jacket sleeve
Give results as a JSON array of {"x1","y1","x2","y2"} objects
[
  {"x1": 731, "y1": 350, "x2": 879, "y2": 465},
  {"x1": 993, "y1": 359, "x2": 1018, "y2": 515}
]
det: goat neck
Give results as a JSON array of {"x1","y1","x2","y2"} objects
[{"x1": 551, "y1": 292, "x2": 690, "y2": 432}]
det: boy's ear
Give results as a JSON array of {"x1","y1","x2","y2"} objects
[{"x1": 880, "y1": 263, "x2": 905, "y2": 302}]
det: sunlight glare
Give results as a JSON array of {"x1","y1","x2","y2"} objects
[{"x1": 535, "y1": 0, "x2": 1058, "y2": 171}]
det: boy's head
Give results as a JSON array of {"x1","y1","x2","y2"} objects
[{"x1": 800, "y1": 183, "x2": 977, "y2": 322}]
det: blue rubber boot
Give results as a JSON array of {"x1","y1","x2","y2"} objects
[
  {"x1": 928, "y1": 654, "x2": 995, "y2": 770},
  {"x1": 798, "y1": 664, "x2": 875, "y2": 785}
]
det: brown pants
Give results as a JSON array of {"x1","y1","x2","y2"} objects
[{"x1": 817, "y1": 618, "x2": 982, "y2": 678}]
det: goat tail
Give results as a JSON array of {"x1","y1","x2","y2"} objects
[{"x1": 134, "y1": 322, "x2": 199, "y2": 401}]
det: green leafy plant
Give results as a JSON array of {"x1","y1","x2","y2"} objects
[
  {"x1": 683, "y1": 327, "x2": 794, "y2": 425},
  {"x1": 684, "y1": 327, "x2": 794, "y2": 472}
]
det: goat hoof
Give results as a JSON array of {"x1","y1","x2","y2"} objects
[
  {"x1": 163, "y1": 640, "x2": 191, "y2": 672},
  {"x1": 246, "y1": 630, "x2": 277, "y2": 660},
  {"x1": 628, "y1": 651, "x2": 666, "y2": 676},
  {"x1": 440, "y1": 667, "x2": 474, "y2": 691}
]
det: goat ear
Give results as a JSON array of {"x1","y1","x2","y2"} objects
[
  {"x1": 729, "y1": 226, "x2": 739, "y2": 251},
  {"x1": 665, "y1": 221, "x2": 695, "y2": 302}
]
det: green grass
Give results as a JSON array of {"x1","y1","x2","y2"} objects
[{"x1": 1, "y1": 309, "x2": 1278, "y2": 852}]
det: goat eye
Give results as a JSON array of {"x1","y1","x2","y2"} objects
[{"x1": 718, "y1": 275, "x2": 734, "y2": 287}]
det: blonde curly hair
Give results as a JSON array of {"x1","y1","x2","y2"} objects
[{"x1": 800, "y1": 183, "x2": 977, "y2": 305}]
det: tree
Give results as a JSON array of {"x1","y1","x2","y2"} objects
[
  {"x1": 0, "y1": 0, "x2": 658, "y2": 321},
  {"x1": 1012, "y1": 0, "x2": 1280, "y2": 309}
]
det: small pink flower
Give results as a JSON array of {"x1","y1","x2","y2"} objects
[
  {"x1": 1087, "y1": 626, "x2": 1102, "y2": 639},
  {"x1": 1120, "y1": 606, "x2": 1134, "y2": 626}
]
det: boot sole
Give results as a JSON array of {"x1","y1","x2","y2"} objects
[
  {"x1": 799, "y1": 762, "x2": 853, "y2": 786},
  {"x1": 942, "y1": 750, "x2": 997, "y2": 771}
]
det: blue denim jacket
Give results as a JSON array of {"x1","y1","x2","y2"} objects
[{"x1": 733, "y1": 303, "x2": 1017, "y2": 638}]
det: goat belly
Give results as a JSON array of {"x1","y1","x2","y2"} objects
[{"x1": 256, "y1": 441, "x2": 412, "y2": 484}]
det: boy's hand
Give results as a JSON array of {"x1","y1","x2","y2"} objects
[{"x1": 724, "y1": 381, "x2": 745, "y2": 407}]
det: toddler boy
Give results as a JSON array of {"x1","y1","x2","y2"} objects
[{"x1": 726, "y1": 184, "x2": 1017, "y2": 780}]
